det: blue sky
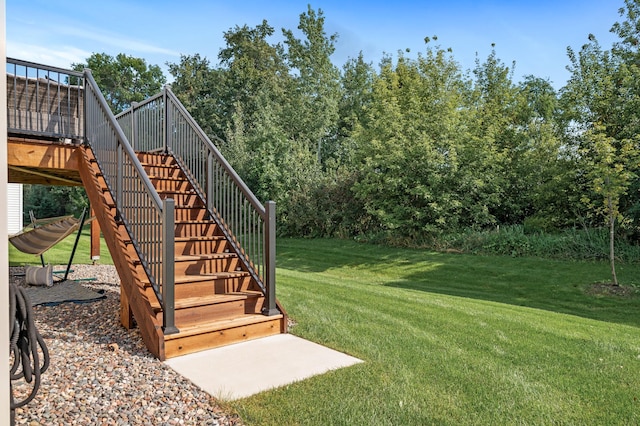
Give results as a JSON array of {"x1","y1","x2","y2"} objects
[{"x1": 7, "y1": 0, "x2": 622, "y2": 88}]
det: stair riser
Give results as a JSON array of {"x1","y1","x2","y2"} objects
[
  {"x1": 158, "y1": 193, "x2": 204, "y2": 207},
  {"x1": 175, "y1": 239, "x2": 229, "y2": 255},
  {"x1": 175, "y1": 208, "x2": 209, "y2": 221},
  {"x1": 164, "y1": 317, "x2": 283, "y2": 358},
  {"x1": 143, "y1": 166, "x2": 184, "y2": 179},
  {"x1": 137, "y1": 154, "x2": 175, "y2": 166},
  {"x1": 150, "y1": 179, "x2": 192, "y2": 192},
  {"x1": 174, "y1": 222, "x2": 219, "y2": 237},
  {"x1": 145, "y1": 276, "x2": 253, "y2": 299},
  {"x1": 175, "y1": 257, "x2": 240, "y2": 275},
  {"x1": 157, "y1": 299, "x2": 255, "y2": 328}
]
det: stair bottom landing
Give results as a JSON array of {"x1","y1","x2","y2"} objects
[{"x1": 164, "y1": 313, "x2": 285, "y2": 359}]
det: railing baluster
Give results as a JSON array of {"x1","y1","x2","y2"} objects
[{"x1": 113, "y1": 85, "x2": 278, "y2": 315}]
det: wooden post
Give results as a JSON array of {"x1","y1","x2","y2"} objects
[
  {"x1": 120, "y1": 283, "x2": 134, "y2": 330},
  {"x1": 90, "y1": 206, "x2": 100, "y2": 263}
]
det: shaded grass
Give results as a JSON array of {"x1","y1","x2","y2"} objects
[
  {"x1": 441, "y1": 225, "x2": 640, "y2": 262},
  {"x1": 235, "y1": 238, "x2": 640, "y2": 425},
  {"x1": 9, "y1": 226, "x2": 113, "y2": 266}
]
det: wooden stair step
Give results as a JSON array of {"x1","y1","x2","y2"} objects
[
  {"x1": 147, "y1": 175, "x2": 187, "y2": 181},
  {"x1": 174, "y1": 220, "x2": 219, "y2": 237},
  {"x1": 150, "y1": 291, "x2": 261, "y2": 311},
  {"x1": 175, "y1": 220, "x2": 215, "y2": 224},
  {"x1": 175, "y1": 235, "x2": 226, "y2": 242},
  {"x1": 141, "y1": 271, "x2": 250, "y2": 287},
  {"x1": 175, "y1": 271, "x2": 249, "y2": 283},
  {"x1": 134, "y1": 253, "x2": 237, "y2": 266},
  {"x1": 163, "y1": 313, "x2": 284, "y2": 357},
  {"x1": 164, "y1": 313, "x2": 283, "y2": 341},
  {"x1": 175, "y1": 253, "x2": 237, "y2": 262},
  {"x1": 139, "y1": 160, "x2": 179, "y2": 167},
  {"x1": 156, "y1": 189, "x2": 197, "y2": 195}
]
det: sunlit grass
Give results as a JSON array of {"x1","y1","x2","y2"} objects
[
  {"x1": 235, "y1": 238, "x2": 640, "y2": 425},
  {"x1": 9, "y1": 226, "x2": 113, "y2": 266}
]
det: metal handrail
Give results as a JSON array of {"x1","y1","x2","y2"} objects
[
  {"x1": 116, "y1": 86, "x2": 278, "y2": 315},
  {"x1": 83, "y1": 70, "x2": 178, "y2": 334}
]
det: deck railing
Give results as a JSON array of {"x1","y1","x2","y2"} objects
[
  {"x1": 116, "y1": 87, "x2": 278, "y2": 315},
  {"x1": 6, "y1": 58, "x2": 84, "y2": 141},
  {"x1": 6, "y1": 57, "x2": 178, "y2": 335}
]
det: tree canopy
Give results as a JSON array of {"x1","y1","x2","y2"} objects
[{"x1": 52, "y1": 2, "x2": 640, "y2": 267}]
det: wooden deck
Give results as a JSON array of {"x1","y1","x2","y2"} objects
[{"x1": 7, "y1": 136, "x2": 82, "y2": 185}]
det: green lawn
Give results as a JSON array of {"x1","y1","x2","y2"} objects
[
  {"x1": 9, "y1": 226, "x2": 113, "y2": 266},
  {"x1": 235, "y1": 238, "x2": 640, "y2": 425}
]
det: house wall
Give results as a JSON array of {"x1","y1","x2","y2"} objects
[
  {"x1": 1, "y1": 2, "x2": 12, "y2": 421},
  {"x1": 7, "y1": 182, "x2": 23, "y2": 234}
]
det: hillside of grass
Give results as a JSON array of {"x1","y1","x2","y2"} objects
[{"x1": 235, "y1": 238, "x2": 640, "y2": 425}]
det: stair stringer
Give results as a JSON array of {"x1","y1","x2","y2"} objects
[{"x1": 77, "y1": 145, "x2": 166, "y2": 360}]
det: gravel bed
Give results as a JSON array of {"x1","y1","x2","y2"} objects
[{"x1": 10, "y1": 264, "x2": 244, "y2": 426}]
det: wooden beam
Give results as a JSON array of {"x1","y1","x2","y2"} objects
[
  {"x1": 7, "y1": 138, "x2": 79, "y2": 170},
  {"x1": 90, "y1": 206, "x2": 101, "y2": 261},
  {"x1": 8, "y1": 165, "x2": 81, "y2": 185}
]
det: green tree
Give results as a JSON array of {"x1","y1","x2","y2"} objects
[
  {"x1": 513, "y1": 75, "x2": 574, "y2": 231},
  {"x1": 561, "y1": 2, "x2": 640, "y2": 283},
  {"x1": 337, "y1": 52, "x2": 375, "y2": 166},
  {"x1": 283, "y1": 6, "x2": 341, "y2": 165},
  {"x1": 73, "y1": 53, "x2": 166, "y2": 114},
  {"x1": 167, "y1": 54, "x2": 222, "y2": 137},
  {"x1": 580, "y1": 128, "x2": 637, "y2": 285},
  {"x1": 468, "y1": 48, "x2": 523, "y2": 225},
  {"x1": 24, "y1": 185, "x2": 87, "y2": 221},
  {"x1": 352, "y1": 45, "x2": 472, "y2": 241}
]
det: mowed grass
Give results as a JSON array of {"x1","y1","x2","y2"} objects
[
  {"x1": 235, "y1": 238, "x2": 640, "y2": 425},
  {"x1": 9, "y1": 226, "x2": 113, "y2": 266}
]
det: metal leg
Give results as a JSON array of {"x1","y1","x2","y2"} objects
[{"x1": 63, "y1": 208, "x2": 88, "y2": 281}]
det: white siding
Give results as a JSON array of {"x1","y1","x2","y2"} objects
[{"x1": 7, "y1": 183, "x2": 23, "y2": 234}]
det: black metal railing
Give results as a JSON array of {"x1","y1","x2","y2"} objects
[
  {"x1": 84, "y1": 70, "x2": 178, "y2": 334},
  {"x1": 6, "y1": 58, "x2": 84, "y2": 140},
  {"x1": 117, "y1": 86, "x2": 278, "y2": 316},
  {"x1": 6, "y1": 57, "x2": 178, "y2": 334}
]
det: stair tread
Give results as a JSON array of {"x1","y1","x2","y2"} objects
[
  {"x1": 147, "y1": 175, "x2": 187, "y2": 181},
  {"x1": 175, "y1": 235, "x2": 226, "y2": 242},
  {"x1": 151, "y1": 291, "x2": 263, "y2": 310},
  {"x1": 164, "y1": 313, "x2": 283, "y2": 340},
  {"x1": 138, "y1": 253, "x2": 237, "y2": 264},
  {"x1": 175, "y1": 219, "x2": 216, "y2": 225},
  {"x1": 175, "y1": 253, "x2": 237, "y2": 261},
  {"x1": 175, "y1": 271, "x2": 249, "y2": 283},
  {"x1": 139, "y1": 161, "x2": 179, "y2": 167},
  {"x1": 142, "y1": 271, "x2": 250, "y2": 286},
  {"x1": 156, "y1": 189, "x2": 197, "y2": 194}
]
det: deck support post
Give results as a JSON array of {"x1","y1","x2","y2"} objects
[
  {"x1": 162, "y1": 198, "x2": 179, "y2": 335},
  {"x1": 263, "y1": 201, "x2": 279, "y2": 316}
]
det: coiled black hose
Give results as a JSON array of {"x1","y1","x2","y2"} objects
[{"x1": 9, "y1": 281, "x2": 50, "y2": 425}]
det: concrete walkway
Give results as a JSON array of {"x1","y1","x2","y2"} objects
[{"x1": 164, "y1": 334, "x2": 363, "y2": 400}]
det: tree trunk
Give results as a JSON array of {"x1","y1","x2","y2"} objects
[{"x1": 608, "y1": 193, "x2": 619, "y2": 286}]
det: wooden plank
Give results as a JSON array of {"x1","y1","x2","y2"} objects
[
  {"x1": 164, "y1": 315, "x2": 283, "y2": 359},
  {"x1": 120, "y1": 287, "x2": 134, "y2": 330},
  {"x1": 7, "y1": 138, "x2": 80, "y2": 170},
  {"x1": 77, "y1": 146, "x2": 165, "y2": 360},
  {"x1": 90, "y1": 207, "x2": 100, "y2": 261}
]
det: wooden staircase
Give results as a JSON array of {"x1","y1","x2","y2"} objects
[{"x1": 79, "y1": 146, "x2": 286, "y2": 360}]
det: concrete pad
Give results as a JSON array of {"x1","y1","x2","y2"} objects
[{"x1": 164, "y1": 334, "x2": 363, "y2": 400}]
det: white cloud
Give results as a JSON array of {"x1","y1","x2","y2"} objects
[
  {"x1": 56, "y1": 26, "x2": 180, "y2": 57},
  {"x1": 7, "y1": 41, "x2": 90, "y2": 69}
]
